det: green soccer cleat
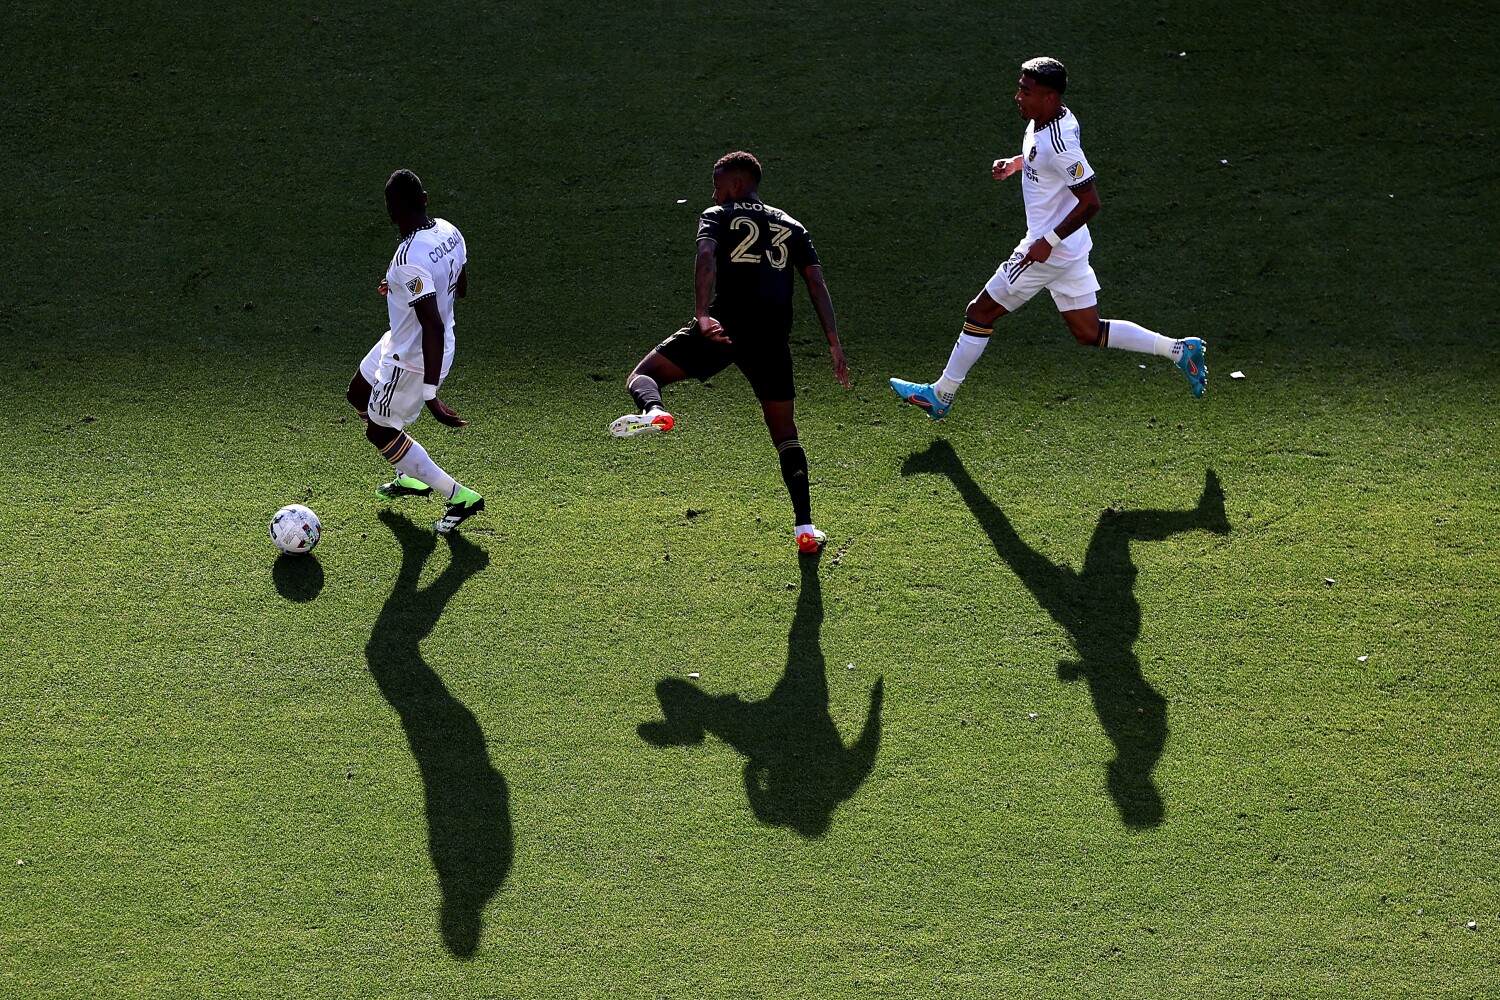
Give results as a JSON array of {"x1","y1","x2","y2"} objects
[
  {"x1": 376, "y1": 475, "x2": 433, "y2": 501},
  {"x1": 435, "y1": 486, "x2": 484, "y2": 535},
  {"x1": 1176, "y1": 338, "x2": 1208, "y2": 399}
]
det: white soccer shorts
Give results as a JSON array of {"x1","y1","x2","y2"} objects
[
  {"x1": 358, "y1": 334, "x2": 386, "y2": 384},
  {"x1": 368, "y1": 356, "x2": 442, "y2": 430},
  {"x1": 984, "y1": 240, "x2": 1102, "y2": 313}
]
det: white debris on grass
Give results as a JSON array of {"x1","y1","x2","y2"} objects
[
  {"x1": 1230, "y1": 370, "x2": 1246, "y2": 379},
  {"x1": 687, "y1": 672, "x2": 700, "y2": 679}
]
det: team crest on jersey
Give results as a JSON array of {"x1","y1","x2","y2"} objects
[
  {"x1": 1028, "y1": 146, "x2": 1037, "y2": 163},
  {"x1": 1067, "y1": 161, "x2": 1085, "y2": 180},
  {"x1": 405, "y1": 276, "x2": 423, "y2": 295}
]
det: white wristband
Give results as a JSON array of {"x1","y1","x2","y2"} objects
[
  {"x1": 1044, "y1": 230, "x2": 1063, "y2": 247},
  {"x1": 422, "y1": 384, "x2": 438, "y2": 401}
]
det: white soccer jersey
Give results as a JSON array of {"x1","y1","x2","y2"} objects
[
  {"x1": 1020, "y1": 107, "x2": 1095, "y2": 263},
  {"x1": 382, "y1": 218, "x2": 467, "y2": 378}
]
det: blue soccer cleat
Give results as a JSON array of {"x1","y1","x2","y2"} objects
[
  {"x1": 1176, "y1": 338, "x2": 1208, "y2": 399},
  {"x1": 890, "y1": 377, "x2": 950, "y2": 420}
]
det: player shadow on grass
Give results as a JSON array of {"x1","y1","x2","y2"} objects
[
  {"x1": 638, "y1": 553, "x2": 884, "y2": 838},
  {"x1": 367, "y1": 510, "x2": 511, "y2": 958},
  {"x1": 901, "y1": 440, "x2": 1229, "y2": 829}
]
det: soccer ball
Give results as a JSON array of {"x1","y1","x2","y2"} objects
[{"x1": 270, "y1": 504, "x2": 321, "y2": 555}]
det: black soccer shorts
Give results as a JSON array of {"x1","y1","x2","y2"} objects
[{"x1": 655, "y1": 318, "x2": 795, "y2": 403}]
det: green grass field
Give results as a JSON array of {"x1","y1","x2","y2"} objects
[{"x1": 4, "y1": 2, "x2": 1497, "y2": 996}]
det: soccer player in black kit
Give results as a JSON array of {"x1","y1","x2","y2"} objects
[{"x1": 610, "y1": 151, "x2": 849, "y2": 554}]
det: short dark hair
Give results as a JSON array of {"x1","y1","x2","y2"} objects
[
  {"x1": 385, "y1": 169, "x2": 425, "y2": 209},
  {"x1": 1021, "y1": 56, "x2": 1067, "y2": 94},
  {"x1": 713, "y1": 150, "x2": 762, "y2": 185}
]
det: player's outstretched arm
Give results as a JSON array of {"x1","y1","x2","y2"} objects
[
  {"x1": 802, "y1": 265, "x2": 849, "y2": 387},
  {"x1": 993, "y1": 155, "x2": 1023, "y2": 181},
  {"x1": 415, "y1": 296, "x2": 468, "y2": 427}
]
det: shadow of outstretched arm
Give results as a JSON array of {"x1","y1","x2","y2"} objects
[
  {"x1": 640, "y1": 553, "x2": 884, "y2": 838},
  {"x1": 838, "y1": 676, "x2": 885, "y2": 802},
  {"x1": 367, "y1": 510, "x2": 511, "y2": 958}
]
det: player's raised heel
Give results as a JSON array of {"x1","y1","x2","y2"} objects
[
  {"x1": 795, "y1": 526, "x2": 827, "y2": 554},
  {"x1": 435, "y1": 487, "x2": 484, "y2": 535},
  {"x1": 376, "y1": 475, "x2": 433, "y2": 501},
  {"x1": 1176, "y1": 338, "x2": 1208, "y2": 399},
  {"x1": 889, "y1": 378, "x2": 951, "y2": 420},
  {"x1": 609, "y1": 408, "x2": 675, "y2": 438}
]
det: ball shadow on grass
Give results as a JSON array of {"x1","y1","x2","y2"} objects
[{"x1": 272, "y1": 553, "x2": 324, "y2": 602}]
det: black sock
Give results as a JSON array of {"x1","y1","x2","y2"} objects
[
  {"x1": 628, "y1": 373, "x2": 663, "y2": 413},
  {"x1": 776, "y1": 437, "x2": 812, "y2": 525}
]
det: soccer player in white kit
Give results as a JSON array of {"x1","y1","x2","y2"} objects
[
  {"x1": 891, "y1": 57, "x2": 1207, "y2": 419},
  {"x1": 346, "y1": 169, "x2": 484, "y2": 534}
]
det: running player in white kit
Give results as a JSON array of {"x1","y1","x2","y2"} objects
[
  {"x1": 346, "y1": 169, "x2": 484, "y2": 534},
  {"x1": 891, "y1": 57, "x2": 1207, "y2": 419}
]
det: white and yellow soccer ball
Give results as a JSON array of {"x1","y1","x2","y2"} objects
[{"x1": 270, "y1": 504, "x2": 321, "y2": 555}]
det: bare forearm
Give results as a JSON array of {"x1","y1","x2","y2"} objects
[
  {"x1": 421, "y1": 321, "x2": 444, "y2": 385},
  {"x1": 695, "y1": 249, "x2": 716, "y2": 319},
  {"x1": 1055, "y1": 182, "x2": 1100, "y2": 239},
  {"x1": 809, "y1": 281, "x2": 839, "y2": 344},
  {"x1": 1055, "y1": 200, "x2": 1098, "y2": 239}
]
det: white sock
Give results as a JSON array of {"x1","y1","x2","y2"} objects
[
  {"x1": 394, "y1": 435, "x2": 461, "y2": 500},
  {"x1": 794, "y1": 523, "x2": 819, "y2": 537},
  {"x1": 1105, "y1": 319, "x2": 1180, "y2": 358},
  {"x1": 935, "y1": 333, "x2": 992, "y2": 400}
]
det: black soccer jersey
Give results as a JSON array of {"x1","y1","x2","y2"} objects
[{"x1": 697, "y1": 199, "x2": 820, "y2": 334}]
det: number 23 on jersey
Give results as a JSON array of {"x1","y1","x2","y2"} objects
[{"x1": 728, "y1": 217, "x2": 793, "y2": 269}]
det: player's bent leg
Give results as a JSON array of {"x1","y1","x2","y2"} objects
[
  {"x1": 611, "y1": 350, "x2": 688, "y2": 438},
  {"x1": 365, "y1": 392, "x2": 477, "y2": 529},
  {"x1": 966, "y1": 288, "x2": 1008, "y2": 327},
  {"x1": 346, "y1": 372, "x2": 373, "y2": 421},
  {"x1": 1061, "y1": 305, "x2": 1105, "y2": 346},
  {"x1": 1068, "y1": 306, "x2": 1207, "y2": 398}
]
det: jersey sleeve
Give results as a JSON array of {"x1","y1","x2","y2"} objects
[
  {"x1": 789, "y1": 222, "x2": 821, "y2": 271},
  {"x1": 696, "y1": 206, "x2": 724, "y2": 244},
  {"x1": 390, "y1": 262, "x2": 437, "y2": 306},
  {"x1": 1053, "y1": 126, "x2": 1095, "y2": 189}
]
